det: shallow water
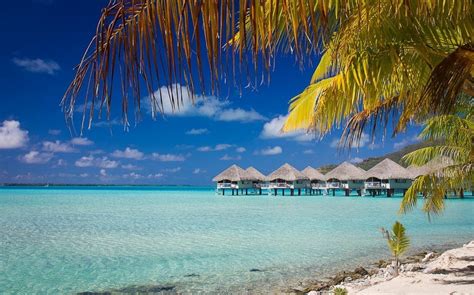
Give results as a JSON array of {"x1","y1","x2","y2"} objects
[{"x1": 0, "y1": 187, "x2": 472, "y2": 293}]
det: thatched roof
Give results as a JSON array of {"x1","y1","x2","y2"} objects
[
  {"x1": 364, "y1": 158, "x2": 412, "y2": 180},
  {"x1": 325, "y1": 161, "x2": 366, "y2": 181},
  {"x1": 212, "y1": 164, "x2": 246, "y2": 182},
  {"x1": 245, "y1": 166, "x2": 266, "y2": 181},
  {"x1": 266, "y1": 163, "x2": 309, "y2": 181},
  {"x1": 302, "y1": 166, "x2": 326, "y2": 181},
  {"x1": 408, "y1": 156, "x2": 453, "y2": 178}
]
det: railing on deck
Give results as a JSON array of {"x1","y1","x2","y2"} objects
[
  {"x1": 268, "y1": 182, "x2": 291, "y2": 189},
  {"x1": 217, "y1": 183, "x2": 235, "y2": 189},
  {"x1": 327, "y1": 182, "x2": 341, "y2": 188}
]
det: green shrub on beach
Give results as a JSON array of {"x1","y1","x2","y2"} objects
[
  {"x1": 333, "y1": 287, "x2": 348, "y2": 295},
  {"x1": 381, "y1": 221, "x2": 410, "y2": 276}
]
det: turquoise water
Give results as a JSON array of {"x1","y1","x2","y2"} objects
[{"x1": 0, "y1": 187, "x2": 472, "y2": 294}]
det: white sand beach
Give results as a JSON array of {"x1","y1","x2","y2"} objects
[{"x1": 332, "y1": 241, "x2": 474, "y2": 294}]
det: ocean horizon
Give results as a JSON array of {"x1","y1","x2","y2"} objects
[{"x1": 1, "y1": 187, "x2": 472, "y2": 293}]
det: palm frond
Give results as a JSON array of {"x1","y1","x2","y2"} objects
[
  {"x1": 389, "y1": 221, "x2": 410, "y2": 258},
  {"x1": 420, "y1": 45, "x2": 474, "y2": 115},
  {"x1": 65, "y1": 0, "x2": 473, "y2": 135},
  {"x1": 382, "y1": 221, "x2": 410, "y2": 262},
  {"x1": 400, "y1": 163, "x2": 474, "y2": 216},
  {"x1": 403, "y1": 146, "x2": 469, "y2": 167}
]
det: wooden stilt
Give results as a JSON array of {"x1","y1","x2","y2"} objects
[
  {"x1": 282, "y1": 189, "x2": 285, "y2": 196},
  {"x1": 298, "y1": 188, "x2": 301, "y2": 196},
  {"x1": 290, "y1": 189, "x2": 294, "y2": 196},
  {"x1": 460, "y1": 189, "x2": 464, "y2": 198},
  {"x1": 332, "y1": 189, "x2": 335, "y2": 196},
  {"x1": 345, "y1": 189, "x2": 349, "y2": 196}
]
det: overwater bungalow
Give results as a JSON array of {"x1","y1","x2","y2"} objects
[
  {"x1": 245, "y1": 166, "x2": 267, "y2": 195},
  {"x1": 324, "y1": 162, "x2": 366, "y2": 196},
  {"x1": 301, "y1": 166, "x2": 326, "y2": 195},
  {"x1": 408, "y1": 156, "x2": 453, "y2": 178},
  {"x1": 213, "y1": 164, "x2": 253, "y2": 195},
  {"x1": 364, "y1": 159, "x2": 413, "y2": 197},
  {"x1": 407, "y1": 157, "x2": 469, "y2": 198},
  {"x1": 266, "y1": 163, "x2": 309, "y2": 196}
]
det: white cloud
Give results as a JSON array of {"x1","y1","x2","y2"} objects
[
  {"x1": 197, "y1": 144, "x2": 232, "y2": 152},
  {"x1": 75, "y1": 156, "x2": 94, "y2": 167},
  {"x1": 256, "y1": 146, "x2": 283, "y2": 156},
  {"x1": 330, "y1": 133, "x2": 371, "y2": 149},
  {"x1": 123, "y1": 172, "x2": 143, "y2": 180},
  {"x1": 216, "y1": 108, "x2": 266, "y2": 122},
  {"x1": 303, "y1": 149, "x2": 314, "y2": 154},
  {"x1": 163, "y1": 167, "x2": 181, "y2": 173},
  {"x1": 215, "y1": 144, "x2": 232, "y2": 151},
  {"x1": 71, "y1": 137, "x2": 93, "y2": 146},
  {"x1": 144, "y1": 84, "x2": 265, "y2": 122},
  {"x1": 20, "y1": 151, "x2": 53, "y2": 164},
  {"x1": 147, "y1": 173, "x2": 164, "y2": 179},
  {"x1": 93, "y1": 118, "x2": 122, "y2": 127},
  {"x1": 42, "y1": 140, "x2": 76, "y2": 153},
  {"x1": 48, "y1": 129, "x2": 61, "y2": 135},
  {"x1": 12, "y1": 57, "x2": 60, "y2": 75},
  {"x1": 0, "y1": 120, "x2": 29, "y2": 149},
  {"x1": 97, "y1": 157, "x2": 119, "y2": 169},
  {"x1": 197, "y1": 146, "x2": 212, "y2": 152},
  {"x1": 260, "y1": 115, "x2": 313, "y2": 142},
  {"x1": 80, "y1": 173, "x2": 89, "y2": 178},
  {"x1": 185, "y1": 128, "x2": 209, "y2": 135},
  {"x1": 121, "y1": 164, "x2": 141, "y2": 170},
  {"x1": 54, "y1": 159, "x2": 67, "y2": 167},
  {"x1": 193, "y1": 168, "x2": 205, "y2": 174},
  {"x1": 367, "y1": 143, "x2": 380, "y2": 150},
  {"x1": 111, "y1": 147, "x2": 144, "y2": 160},
  {"x1": 75, "y1": 156, "x2": 118, "y2": 169},
  {"x1": 89, "y1": 149, "x2": 104, "y2": 155},
  {"x1": 100, "y1": 169, "x2": 107, "y2": 177},
  {"x1": 236, "y1": 147, "x2": 246, "y2": 153},
  {"x1": 220, "y1": 154, "x2": 242, "y2": 161},
  {"x1": 349, "y1": 157, "x2": 364, "y2": 164},
  {"x1": 152, "y1": 153, "x2": 185, "y2": 162},
  {"x1": 394, "y1": 135, "x2": 421, "y2": 150}
]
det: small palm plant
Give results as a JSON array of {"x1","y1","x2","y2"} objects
[{"x1": 381, "y1": 221, "x2": 410, "y2": 276}]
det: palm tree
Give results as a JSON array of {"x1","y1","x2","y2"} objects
[
  {"x1": 63, "y1": 1, "x2": 473, "y2": 214},
  {"x1": 381, "y1": 221, "x2": 410, "y2": 276},
  {"x1": 63, "y1": 1, "x2": 472, "y2": 128},
  {"x1": 400, "y1": 99, "x2": 473, "y2": 218}
]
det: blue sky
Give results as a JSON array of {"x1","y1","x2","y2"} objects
[{"x1": 0, "y1": 1, "x2": 422, "y2": 185}]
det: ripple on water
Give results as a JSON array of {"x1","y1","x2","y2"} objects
[{"x1": 0, "y1": 188, "x2": 473, "y2": 293}]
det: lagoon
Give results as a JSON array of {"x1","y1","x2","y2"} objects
[{"x1": 0, "y1": 187, "x2": 472, "y2": 293}]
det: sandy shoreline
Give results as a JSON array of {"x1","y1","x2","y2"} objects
[{"x1": 285, "y1": 240, "x2": 474, "y2": 295}]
